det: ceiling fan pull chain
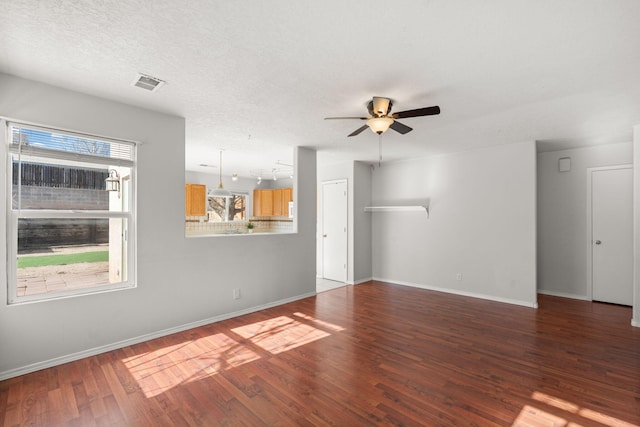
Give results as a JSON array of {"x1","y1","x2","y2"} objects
[{"x1": 379, "y1": 134, "x2": 382, "y2": 167}]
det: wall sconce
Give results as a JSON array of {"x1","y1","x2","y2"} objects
[{"x1": 105, "y1": 169, "x2": 120, "y2": 196}]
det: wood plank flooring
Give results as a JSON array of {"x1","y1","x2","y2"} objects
[{"x1": 1, "y1": 281, "x2": 639, "y2": 426}]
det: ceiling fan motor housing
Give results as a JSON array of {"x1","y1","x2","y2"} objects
[{"x1": 370, "y1": 96, "x2": 392, "y2": 117}]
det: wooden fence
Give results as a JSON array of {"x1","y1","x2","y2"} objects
[
  {"x1": 13, "y1": 162, "x2": 108, "y2": 189},
  {"x1": 18, "y1": 219, "x2": 109, "y2": 251},
  {"x1": 13, "y1": 162, "x2": 111, "y2": 250}
]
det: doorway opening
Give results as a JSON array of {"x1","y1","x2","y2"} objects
[{"x1": 319, "y1": 179, "x2": 348, "y2": 292}]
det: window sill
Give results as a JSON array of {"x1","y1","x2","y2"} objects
[{"x1": 9, "y1": 282, "x2": 136, "y2": 306}]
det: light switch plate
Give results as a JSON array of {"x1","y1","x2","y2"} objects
[{"x1": 558, "y1": 157, "x2": 571, "y2": 172}]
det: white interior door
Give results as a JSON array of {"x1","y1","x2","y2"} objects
[
  {"x1": 591, "y1": 167, "x2": 633, "y2": 305},
  {"x1": 322, "y1": 180, "x2": 347, "y2": 282}
]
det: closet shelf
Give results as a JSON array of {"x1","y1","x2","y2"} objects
[{"x1": 364, "y1": 205, "x2": 429, "y2": 217}]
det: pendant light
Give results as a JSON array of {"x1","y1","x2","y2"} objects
[{"x1": 210, "y1": 150, "x2": 232, "y2": 198}]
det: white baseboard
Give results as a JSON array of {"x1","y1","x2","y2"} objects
[
  {"x1": 372, "y1": 276, "x2": 538, "y2": 308},
  {"x1": 346, "y1": 277, "x2": 372, "y2": 285},
  {"x1": 537, "y1": 289, "x2": 590, "y2": 301},
  {"x1": 0, "y1": 291, "x2": 316, "y2": 381}
]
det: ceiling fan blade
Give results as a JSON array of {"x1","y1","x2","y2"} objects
[
  {"x1": 348, "y1": 124, "x2": 369, "y2": 137},
  {"x1": 392, "y1": 106, "x2": 440, "y2": 119},
  {"x1": 324, "y1": 116, "x2": 368, "y2": 120},
  {"x1": 389, "y1": 120, "x2": 413, "y2": 135}
]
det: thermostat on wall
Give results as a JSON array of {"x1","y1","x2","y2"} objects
[{"x1": 558, "y1": 157, "x2": 571, "y2": 172}]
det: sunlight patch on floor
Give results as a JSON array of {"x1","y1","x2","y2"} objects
[
  {"x1": 293, "y1": 312, "x2": 345, "y2": 331},
  {"x1": 123, "y1": 313, "x2": 338, "y2": 398},
  {"x1": 512, "y1": 405, "x2": 568, "y2": 427},
  {"x1": 232, "y1": 315, "x2": 331, "y2": 354},
  {"x1": 122, "y1": 333, "x2": 260, "y2": 398},
  {"x1": 511, "y1": 391, "x2": 639, "y2": 427},
  {"x1": 531, "y1": 392, "x2": 580, "y2": 413}
]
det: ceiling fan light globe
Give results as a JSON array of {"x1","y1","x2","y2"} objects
[{"x1": 367, "y1": 117, "x2": 393, "y2": 134}]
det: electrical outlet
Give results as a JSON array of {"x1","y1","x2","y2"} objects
[
  {"x1": 456, "y1": 273, "x2": 462, "y2": 281},
  {"x1": 233, "y1": 288, "x2": 241, "y2": 300}
]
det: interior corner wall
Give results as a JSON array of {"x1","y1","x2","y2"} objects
[
  {"x1": 371, "y1": 141, "x2": 537, "y2": 307},
  {"x1": 537, "y1": 142, "x2": 633, "y2": 300},
  {"x1": 633, "y1": 126, "x2": 640, "y2": 327},
  {"x1": 0, "y1": 74, "x2": 317, "y2": 378},
  {"x1": 353, "y1": 161, "x2": 372, "y2": 283}
]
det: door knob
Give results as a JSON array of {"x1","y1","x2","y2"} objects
[
  {"x1": 323, "y1": 234, "x2": 327, "y2": 238},
  {"x1": 595, "y1": 240, "x2": 602, "y2": 245}
]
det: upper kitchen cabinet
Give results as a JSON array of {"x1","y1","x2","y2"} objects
[
  {"x1": 253, "y1": 189, "x2": 273, "y2": 216},
  {"x1": 185, "y1": 183, "x2": 207, "y2": 216},
  {"x1": 273, "y1": 188, "x2": 283, "y2": 216},
  {"x1": 282, "y1": 187, "x2": 293, "y2": 206},
  {"x1": 253, "y1": 188, "x2": 293, "y2": 217},
  {"x1": 281, "y1": 187, "x2": 293, "y2": 217}
]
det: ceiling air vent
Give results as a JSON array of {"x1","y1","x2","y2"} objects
[{"x1": 132, "y1": 73, "x2": 165, "y2": 92}]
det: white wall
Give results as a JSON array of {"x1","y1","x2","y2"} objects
[
  {"x1": 185, "y1": 172, "x2": 293, "y2": 193},
  {"x1": 371, "y1": 141, "x2": 538, "y2": 307},
  {"x1": 353, "y1": 161, "x2": 372, "y2": 283},
  {"x1": 0, "y1": 74, "x2": 317, "y2": 378},
  {"x1": 537, "y1": 142, "x2": 633, "y2": 299},
  {"x1": 186, "y1": 171, "x2": 258, "y2": 194},
  {"x1": 634, "y1": 126, "x2": 640, "y2": 327}
]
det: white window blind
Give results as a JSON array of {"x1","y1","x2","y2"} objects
[{"x1": 9, "y1": 122, "x2": 135, "y2": 167}]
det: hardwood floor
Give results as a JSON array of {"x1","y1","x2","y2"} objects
[{"x1": 1, "y1": 281, "x2": 639, "y2": 426}]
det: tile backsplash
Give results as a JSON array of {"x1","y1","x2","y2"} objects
[{"x1": 185, "y1": 217, "x2": 294, "y2": 236}]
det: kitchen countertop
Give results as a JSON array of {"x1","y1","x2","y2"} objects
[{"x1": 186, "y1": 229, "x2": 295, "y2": 237}]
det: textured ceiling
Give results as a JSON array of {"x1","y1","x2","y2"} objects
[{"x1": 1, "y1": 1, "x2": 640, "y2": 177}]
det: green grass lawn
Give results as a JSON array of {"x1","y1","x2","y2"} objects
[{"x1": 18, "y1": 251, "x2": 109, "y2": 268}]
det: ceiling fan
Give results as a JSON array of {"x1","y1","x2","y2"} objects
[{"x1": 325, "y1": 96, "x2": 440, "y2": 137}]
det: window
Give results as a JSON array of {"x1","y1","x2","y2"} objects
[
  {"x1": 6, "y1": 122, "x2": 136, "y2": 303},
  {"x1": 207, "y1": 193, "x2": 247, "y2": 222}
]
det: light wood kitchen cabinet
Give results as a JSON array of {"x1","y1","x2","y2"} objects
[
  {"x1": 282, "y1": 187, "x2": 293, "y2": 208},
  {"x1": 253, "y1": 187, "x2": 293, "y2": 217},
  {"x1": 185, "y1": 184, "x2": 207, "y2": 216},
  {"x1": 253, "y1": 190, "x2": 261, "y2": 216},
  {"x1": 273, "y1": 188, "x2": 284, "y2": 216},
  {"x1": 253, "y1": 189, "x2": 273, "y2": 216}
]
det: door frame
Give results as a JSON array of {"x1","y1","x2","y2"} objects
[
  {"x1": 586, "y1": 164, "x2": 632, "y2": 301},
  {"x1": 320, "y1": 179, "x2": 348, "y2": 282}
]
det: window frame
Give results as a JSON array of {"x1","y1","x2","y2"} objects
[
  {"x1": 5, "y1": 121, "x2": 137, "y2": 304},
  {"x1": 207, "y1": 192, "x2": 248, "y2": 223}
]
